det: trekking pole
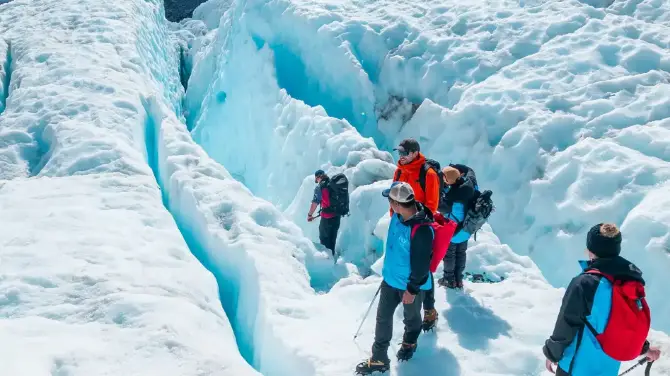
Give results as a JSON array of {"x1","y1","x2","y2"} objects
[
  {"x1": 645, "y1": 361, "x2": 654, "y2": 376},
  {"x1": 353, "y1": 284, "x2": 382, "y2": 340},
  {"x1": 618, "y1": 358, "x2": 648, "y2": 376}
]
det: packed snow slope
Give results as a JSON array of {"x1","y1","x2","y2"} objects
[
  {"x1": 185, "y1": 0, "x2": 670, "y2": 332},
  {"x1": 0, "y1": 0, "x2": 258, "y2": 374}
]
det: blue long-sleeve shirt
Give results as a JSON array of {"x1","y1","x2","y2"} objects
[{"x1": 447, "y1": 200, "x2": 471, "y2": 244}]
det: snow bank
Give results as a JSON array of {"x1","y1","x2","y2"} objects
[
  {"x1": 608, "y1": 0, "x2": 670, "y2": 23},
  {"x1": 146, "y1": 96, "x2": 355, "y2": 374},
  {"x1": 0, "y1": 175, "x2": 257, "y2": 376},
  {"x1": 395, "y1": 14, "x2": 670, "y2": 330},
  {"x1": 0, "y1": 0, "x2": 257, "y2": 373},
  {"x1": 187, "y1": 8, "x2": 395, "y2": 266}
]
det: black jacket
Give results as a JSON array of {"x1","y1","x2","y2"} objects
[
  {"x1": 543, "y1": 256, "x2": 650, "y2": 364},
  {"x1": 404, "y1": 203, "x2": 434, "y2": 295},
  {"x1": 438, "y1": 164, "x2": 477, "y2": 216}
]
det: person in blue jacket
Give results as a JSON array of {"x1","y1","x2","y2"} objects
[
  {"x1": 355, "y1": 181, "x2": 434, "y2": 375},
  {"x1": 437, "y1": 164, "x2": 478, "y2": 289},
  {"x1": 543, "y1": 223, "x2": 661, "y2": 375}
]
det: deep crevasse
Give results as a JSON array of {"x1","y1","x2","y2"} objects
[
  {"x1": 0, "y1": 0, "x2": 257, "y2": 374},
  {"x1": 0, "y1": 38, "x2": 10, "y2": 114}
]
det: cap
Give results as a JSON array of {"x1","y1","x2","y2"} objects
[
  {"x1": 314, "y1": 169, "x2": 325, "y2": 178},
  {"x1": 394, "y1": 138, "x2": 420, "y2": 154},
  {"x1": 586, "y1": 223, "x2": 622, "y2": 258},
  {"x1": 382, "y1": 181, "x2": 415, "y2": 203}
]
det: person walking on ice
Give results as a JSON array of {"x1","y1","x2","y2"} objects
[
  {"x1": 389, "y1": 138, "x2": 443, "y2": 333},
  {"x1": 437, "y1": 164, "x2": 479, "y2": 290},
  {"x1": 307, "y1": 170, "x2": 349, "y2": 258},
  {"x1": 355, "y1": 182, "x2": 434, "y2": 375},
  {"x1": 543, "y1": 223, "x2": 661, "y2": 376}
]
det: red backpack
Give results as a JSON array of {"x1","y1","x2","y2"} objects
[
  {"x1": 583, "y1": 270, "x2": 651, "y2": 361},
  {"x1": 411, "y1": 212, "x2": 457, "y2": 273}
]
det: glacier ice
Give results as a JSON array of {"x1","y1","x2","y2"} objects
[
  {"x1": 186, "y1": 7, "x2": 396, "y2": 268},
  {"x1": 0, "y1": 38, "x2": 9, "y2": 115},
  {"x1": 1, "y1": 0, "x2": 670, "y2": 374},
  {"x1": 0, "y1": 0, "x2": 258, "y2": 374},
  {"x1": 184, "y1": 0, "x2": 670, "y2": 333}
]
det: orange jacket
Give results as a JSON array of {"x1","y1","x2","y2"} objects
[{"x1": 389, "y1": 153, "x2": 440, "y2": 215}]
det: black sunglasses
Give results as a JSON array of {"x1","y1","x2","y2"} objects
[{"x1": 396, "y1": 149, "x2": 410, "y2": 157}]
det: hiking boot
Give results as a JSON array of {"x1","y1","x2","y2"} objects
[
  {"x1": 442, "y1": 279, "x2": 462, "y2": 290},
  {"x1": 437, "y1": 277, "x2": 450, "y2": 287},
  {"x1": 355, "y1": 358, "x2": 390, "y2": 375},
  {"x1": 396, "y1": 342, "x2": 417, "y2": 361},
  {"x1": 422, "y1": 309, "x2": 438, "y2": 332}
]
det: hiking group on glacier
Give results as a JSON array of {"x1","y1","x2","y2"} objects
[{"x1": 306, "y1": 137, "x2": 662, "y2": 375}]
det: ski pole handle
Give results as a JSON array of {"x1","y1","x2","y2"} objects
[{"x1": 353, "y1": 284, "x2": 382, "y2": 340}]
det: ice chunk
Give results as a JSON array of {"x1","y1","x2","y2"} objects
[{"x1": 192, "y1": 0, "x2": 232, "y2": 29}]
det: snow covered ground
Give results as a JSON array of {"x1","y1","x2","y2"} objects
[
  {"x1": 184, "y1": 0, "x2": 670, "y2": 333},
  {"x1": 0, "y1": 0, "x2": 257, "y2": 374},
  {"x1": 2, "y1": 0, "x2": 670, "y2": 375}
]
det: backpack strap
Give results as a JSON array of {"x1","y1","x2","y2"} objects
[
  {"x1": 585, "y1": 269, "x2": 615, "y2": 283},
  {"x1": 411, "y1": 224, "x2": 420, "y2": 238},
  {"x1": 320, "y1": 184, "x2": 332, "y2": 213},
  {"x1": 410, "y1": 223, "x2": 434, "y2": 239},
  {"x1": 582, "y1": 269, "x2": 614, "y2": 337},
  {"x1": 394, "y1": 169, "x2": 401, "y2": 181},
  {"x1": 417, "y1": 163, "x2": 433, "y2": 194}
]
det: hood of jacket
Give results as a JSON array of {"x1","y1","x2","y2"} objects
[
  {"x1": 401, "y1": 202, "x2": 434, "y2": 227},
  {"x1": 580, "y1": 255, "x2": 645, "y2": 284},
  {"x1": 449, "y1": 164, "x2": 478, "y2": 187}
]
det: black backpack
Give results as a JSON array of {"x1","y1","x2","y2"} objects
[
  {"x1": 419, "y1": 158, "x2": 444, "y2": 194},
  {"x1": 458, "y1": 189, "x2": 494, "y2": 240},
  {"x1": 322, "y1": 173, "x2": 350, "y2": 216},
  {"x1": 394, "y1": 158, "x2": 444, "y2": 194}
]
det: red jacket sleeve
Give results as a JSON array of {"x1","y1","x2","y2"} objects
[{"x1": 424, "y1": 169, "x2": 440, "y2": 214}]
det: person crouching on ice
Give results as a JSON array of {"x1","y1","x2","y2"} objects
[
  {"x1": 355, "y1": 182, "x2": 434, "y2": 375},
  {"x1": 543, "y1": 223, "x2": 661, "y2": 376}
]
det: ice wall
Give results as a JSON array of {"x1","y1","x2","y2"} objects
[
  {"x1": 0, "y1": 0, "x2": 258, "y2": 373},
  {"x1": 186, "y1": 7, "x2": 396, "y2": 266},
  {"x1": 0, "y1": 38, "x2": 9, "y2": 114},
  {"x1": 145, "y1": 95, "x2": 358, "y2": 374}
]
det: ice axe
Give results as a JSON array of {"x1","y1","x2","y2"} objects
[
  {"x1": 618, "y1": 358, "x2": 653, "y2": 376},
  {"x1": 353, "y1": 284, "x2": 382, "y2": 340}
]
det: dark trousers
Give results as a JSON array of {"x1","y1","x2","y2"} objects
[
  {"x1": 319, "y1": 215, "x2": 340, "y2": 255},
  {"x1": 422, "y1": 273, "x2": 435, "y2": 311},
  {"x1": 443, "y1": 241, "x2": 468, "y2": 283},
  {"x1": 371, "y1": 281, "x2": 424, "y2": 362}
]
